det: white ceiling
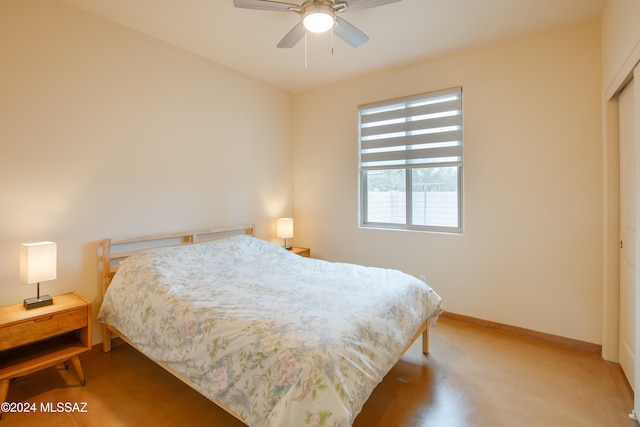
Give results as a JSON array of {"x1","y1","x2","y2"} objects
[{"x1": 63, "y1": 0, "x2": 605, "y2": 93}]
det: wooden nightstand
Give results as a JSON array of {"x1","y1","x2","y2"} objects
[
  {"x1": 290, "y1": 246, "x2": 311, "y2": 257},
  {"x1": 0, "y1": 292, "x2": 91, "y2": 414}
]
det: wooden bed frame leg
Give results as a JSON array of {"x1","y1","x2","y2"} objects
[
  {"x1": 102, "y1": 324, "x2": 112, "y2": 352},
  {"x1": 422, "y1": 324, "x2": 429, "y2": 354}
]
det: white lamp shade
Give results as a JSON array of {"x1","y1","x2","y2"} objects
[
  {"x1": 277, "y1": 218, "x2": 294, "y2": 239},
  {"x1": 20, "y1": 242, "x2": 57, "y2": 284},
  {"x1": 303, "y1": 7, "x2": 334, "y2": 33}
]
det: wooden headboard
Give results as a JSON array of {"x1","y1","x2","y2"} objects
[{"x1": 100, "y1": 224, "x2": 254, "y2": 296}]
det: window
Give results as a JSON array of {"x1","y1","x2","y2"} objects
[{"x1": 359, "y1": 87, "x2": 463, "y2": 232}]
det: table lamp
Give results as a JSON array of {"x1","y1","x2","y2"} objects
[
  {"x1": 20, "y1": 241, "x2": 56, "y2": 309},
  {"x1": 277, "y1": 218, "x2": 294, "y2": 250}
]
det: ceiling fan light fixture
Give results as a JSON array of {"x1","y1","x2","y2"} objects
[{"x1": 302, "y1": 5, "x2": 335, "y2": 33}]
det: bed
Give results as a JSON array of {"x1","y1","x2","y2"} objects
[{"x1": 98, "y1": 225, "x2": 443, "y2": 427}]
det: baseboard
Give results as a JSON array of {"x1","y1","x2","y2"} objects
[{"x1": 440, "y1": 311, "x2": 602, "y2": 354}]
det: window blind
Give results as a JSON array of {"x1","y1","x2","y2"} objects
[{"x1": 359, "y1": 87, "x2": 463, "y2": 170}]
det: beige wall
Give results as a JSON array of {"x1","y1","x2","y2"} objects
[
  {"x1": 0, "y1": 1, "x2": 608, "y2": 347},
  {"x1": 293, "y1": 23, "x2": 603, "y2": 344},
  {"x1": 0, "y1": 0, "x2": 293, "y2": 342}
]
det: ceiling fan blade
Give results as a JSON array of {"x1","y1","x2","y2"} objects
[
  {"x1": 233, "y1": 0, "x2": 299, "y2": 12},
  {"x1": 334, "y1": 16, "x2": 369, "y2": 47},
  {"x1": 344, "y1": 0, "x2": 402, "y2": 11},
  {"x1": 277, "y1": 22, "x2": 305, "y2": 48}
]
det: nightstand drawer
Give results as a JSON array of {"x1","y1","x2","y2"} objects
[{"x1": 0, "y1": 308, "x2": 87, "y2": 351}]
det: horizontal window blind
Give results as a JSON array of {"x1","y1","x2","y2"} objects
[{"x1": 359, "y1": 87, "x2": 463, "y2": 170}]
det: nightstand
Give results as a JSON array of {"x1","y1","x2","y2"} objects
[
  {"x1": 0, "y1": 292, "x2": 91, "y2": 415},
  {"x1": 290, "y1": 246, "x2": 311, "y2": 257}
]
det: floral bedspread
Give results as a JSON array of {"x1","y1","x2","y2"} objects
[{"x1": 98, "y1": 235, "x2": 442, "y2": 427}]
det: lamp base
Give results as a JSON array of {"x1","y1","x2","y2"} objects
[{"x1": 24, "y1": 294, "x2": 53, "y2": 310}]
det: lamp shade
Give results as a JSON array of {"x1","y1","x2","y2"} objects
[
  {"x1": 20, "y1": 242, "x2": 57, "y2": 284},
  {"x1": 303, "y1": 6, "x2": 334, "y2": 33},
  {"x1": 277, "y1": 218, "x2": 294, "y2": 239}
]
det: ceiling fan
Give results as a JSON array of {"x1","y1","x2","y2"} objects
[{"x1": 233, "y1": 0, "x2": 402, "y2": 48}]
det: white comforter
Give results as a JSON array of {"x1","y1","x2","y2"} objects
[{"x1": 98, "y1": 235, "x2": 442, "y2": 427}]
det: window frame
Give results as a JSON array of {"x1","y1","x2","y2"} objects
[{"x1": 358, "y1": 88, "x2": 464, "y2": 233}]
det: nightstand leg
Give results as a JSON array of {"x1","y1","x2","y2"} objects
[
  {"x1": 0, "y1": 378, "x2": 9, "y2": 417},
  {"x1": 69, "y1": 356, "x2": 86, "y2": 386}
]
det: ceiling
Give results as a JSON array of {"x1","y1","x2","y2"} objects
[{"x1": 62, "y1": 0, "x2": 606, "y2": 93}]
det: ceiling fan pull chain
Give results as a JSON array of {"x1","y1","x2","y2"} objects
[
  {"x1": 304, "y1": 31, "x2": 308, "y2": 69},
  {"x1": 331, "y1": 26, "x2": 334, "y2": 55}
]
